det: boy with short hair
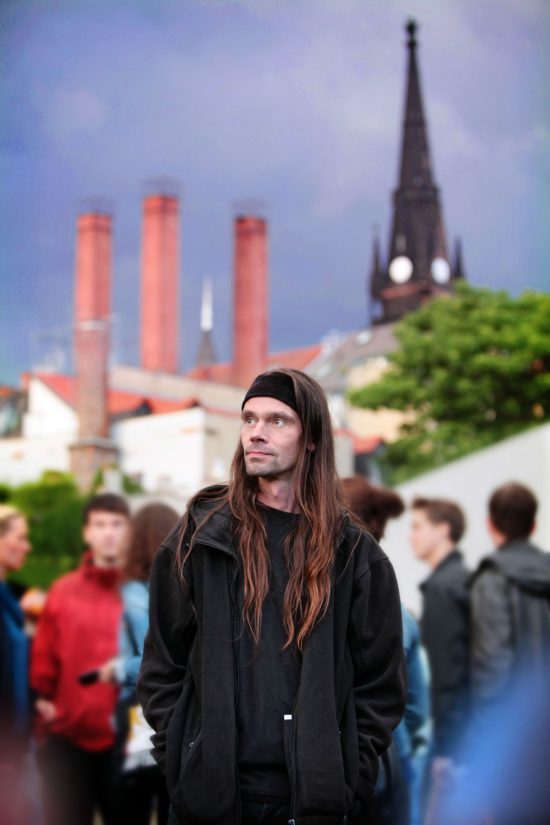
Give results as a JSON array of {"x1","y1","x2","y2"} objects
[
  {"x1": 31, "y1": 493, "x2": 131, "y2": 825},
  {"x1": 410, "y1": 497, "x2": 470, "y2": 762}
]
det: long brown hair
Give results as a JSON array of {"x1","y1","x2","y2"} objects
[
  {"x1": 126, "y1": 502, "x2": 179, "y2": 582},
  {"x1": 177, "y1": 368, "x2": 346, "y2": 651},
  {"x1": 342, "y1": 475, "x2": 404, "y2": 542}
]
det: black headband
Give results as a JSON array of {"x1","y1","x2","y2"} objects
[{"x1": 241, "y1": 372, "x2": 298, "y2": 414}]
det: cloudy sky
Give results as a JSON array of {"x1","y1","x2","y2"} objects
[{"x1": 1, "y1": 0, "x2": 548, "y2": 384}]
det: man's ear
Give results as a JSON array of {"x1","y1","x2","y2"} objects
[{"x1": 307, "y1": 443, "x2": 316, "y2": 452}]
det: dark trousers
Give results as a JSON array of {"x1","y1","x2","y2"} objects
[
  {"x1": 38, "y1": 735, "x2": 117, "y2": 825},
  {"x1": 241, "y1": 801, "x2": 291, "y2": 825},
  {"x1": 168, "y1": 800, "x2": 291, "y2": 825},
  {"x1": 116, "y1": 765, "x2": 169, "y2": 825}
]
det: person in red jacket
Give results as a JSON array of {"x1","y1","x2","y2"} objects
[{"x1": 31, "y1": 493, "x2": 131, "y2": 825}]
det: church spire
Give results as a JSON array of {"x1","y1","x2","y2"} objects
[
  {"x1": 452, "y1": 236, "x2": 466, "y2": 281},
  {"x1": 370, "y1": 19, "x2": 456, "y2": 324},
  {"x1": 398, "y1": 20, "x2": 434, "y2": 189},
  {"x1": 368, "y1": 225, "x2": 384, "y2": 322},
  {"x1": 195, "y1": 278, "x2": 216, "y2": 373}
]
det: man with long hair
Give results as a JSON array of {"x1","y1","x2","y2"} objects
[{"x1": 138, "y1": 369, "x2": 405, "y2": 825}]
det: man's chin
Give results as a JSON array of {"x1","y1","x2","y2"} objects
[
  {"x1": 95, "y1": 554, "x2": 120, "y2": 568},
  {"x1": 245, "y1": 458, "x2": 270, "y2": 477}
]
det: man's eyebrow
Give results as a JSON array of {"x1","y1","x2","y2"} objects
[{"x1": 241, "y1": 407, "x2": 296, "y2": 421}]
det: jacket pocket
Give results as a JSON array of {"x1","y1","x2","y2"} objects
[
  {"x1": 340, "y1": 688, "x2": 360, "y2": 801},
  {"x1": 164, "y1": 673, "x2": 201, "y2": 797}
]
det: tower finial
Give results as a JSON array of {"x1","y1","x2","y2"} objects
[
  {"x1": 200, "y1": 278, "x2": 213, "y2": 332},
  {"x1": 406, "y1": 19, "x2": 417, "y2": 48}
]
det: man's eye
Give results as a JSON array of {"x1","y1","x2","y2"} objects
[
  {"x1": 245, "y1": 416, "x2": 255, "y2": 425},
  {"x1": 273, "y1": 418, "x2": 285, "y2": 427}
]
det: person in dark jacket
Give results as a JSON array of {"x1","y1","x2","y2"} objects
[
  {"x1": 470, "y1": 482, "x2": 550, "y2": 708},
  {"x1": 0, "y1": 505, "x2": 33, "y2": 825},
  {"x1": 138, "y1": 369, "x2": 406, "y2": 825},
  {"x1": 432, "y1": 482, "x2": 550, "y2": 825},
  {"x1": 342, "y1": 476, "x2": 431, "y2": 825},
  {"x1": 410, "y1": 498, "x2": 470, "y2": 764}
]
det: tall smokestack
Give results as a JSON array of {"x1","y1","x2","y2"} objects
[
  {"x1": 233, "y1": 214, "x2": 268, "y2": 386},
  {"x1": 140, "y1": 193, "x2": 180, "y2": 373},
  {"x1": 70, "y1": 211, "x2": 118, "y2": 490}
]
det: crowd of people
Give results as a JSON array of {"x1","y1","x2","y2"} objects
[
  {"x1": 0, "y1": 494, "x2": 179, "y2": 825},
  {"x1": 0, "y1": 367, "x2": 549, "y2": 825}
]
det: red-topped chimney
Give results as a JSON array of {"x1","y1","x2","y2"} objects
[
  {"x1": 70, "y1": 211, "x2": 118, "y2": 490},
  {"x1": 140, "y1": 194, "x2": 180, "y2": 373},
  {"x1": 75, "y1": 213, "x2": 111, "y2": 323},
  {"x1": 233, "y1": 214, "x2": 268, "y2": 386}
]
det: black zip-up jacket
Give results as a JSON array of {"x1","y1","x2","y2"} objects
[
  {"x1": 419, "y1": 550, "x2": 470, "y2": 757},
  {"x1": 137, "y1": 493, "x2": 406, "y2": 825}
]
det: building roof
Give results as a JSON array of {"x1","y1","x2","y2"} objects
[
  {"x1": 34, "y1": 373, "x2": 199, "y2": 417},
  {"x1": 186, "y1": 342, "x2": 323, "y2": 386},
  {"x1": 307, "y1": 324, "x2": 398, "y2": 393}
]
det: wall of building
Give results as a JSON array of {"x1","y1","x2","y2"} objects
[
  {"x1": 383, "y1": 424, "x2": 550, "y2": 616},
  {"x1": 202, "y1": 409, "x2": 242, "y2": 486},
  {"x1": 23, "y1": 381, "x2": 78, "y2": 438},
  {"x1": 110, "y1": 365, "x2": 244, "y2": 409},
  {"x1": 0, "y1": 434, "x2": 71, "y2": 485},
  {"x1": 112, "y1": 406, "x2": 206, "y2": 496}
]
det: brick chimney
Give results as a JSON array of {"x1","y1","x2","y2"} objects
[
  {"x1": 69, "y1": 211, "x2": 118, "y2": 491},
  {"x1": 233, "y1": 214, "x2": 268, "y2": 386},
  {"x1": 140, "y1": 194, "x2": 180, "y2": 373}
]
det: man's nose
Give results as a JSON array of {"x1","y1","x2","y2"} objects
[{"x1": 249, "y1": 421, "x2": 267, "y2": 440}]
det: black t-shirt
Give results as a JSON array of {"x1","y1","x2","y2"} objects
[{"x1": 237, "y1": 503, "x2": 302, "y2": 803}]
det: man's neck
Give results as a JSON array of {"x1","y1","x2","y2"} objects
[
  {"x1": 256, "y1": 478, "x2": 299, "y2": 514},
  {"x1": 427, "y1": 542, "x2": 455, "y2": 571}
]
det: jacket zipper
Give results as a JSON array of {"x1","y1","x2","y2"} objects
[
  {"x1": 230, "y1": 561, "x2": 242, "y2": 825},
  {"x1": 288, "y1": 693, "x2": 299, "y2": 822}
]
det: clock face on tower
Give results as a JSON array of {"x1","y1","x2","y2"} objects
[
  {"x1": 389, "y1": 256, "x2": 413, "y2": 284},
  {"x1": 431, "y1": 257, "x2": 451, "y2": 284}
]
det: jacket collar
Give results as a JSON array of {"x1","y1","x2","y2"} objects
[
  {"x1": 191, "y1": 497, "x2": 349, "y2": 559},
  {"x1": 420, "y1": 548, "x2": 462, "y2": 591},
  {"x1": 81, "y1": 550, "x2": 121, "y2": 588}
]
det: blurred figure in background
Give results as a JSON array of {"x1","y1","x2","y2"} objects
[
  {"x1": 31, "y1": 493, "x2": 130, "y2": 825},
  {"x1": 428, "y1": 483, "x2": 550, "y2": 825},
  {"x1": 342, "y1": 476, "x2": 431, "y2": 825},
  {"x1": 470, "y1": 482, "x2": 550, "y2": 719},
  {"x1": 0, "y1": 505, "x2": 33, "y2": 825},
  {"x1": 466, "y1": 482, "x2": 550, "y2": 825},
  {"x1": 105, "y1": 502, "x2": 178, "y2": 825},
  {"x1": 410, "y1": 498, "x2": 470, "y2": 769}
]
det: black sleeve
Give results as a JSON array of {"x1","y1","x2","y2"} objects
[
  {"x1": 350, "y1": 556, "x2": 406, "y2": 798},
  {"x1": 421, "y1": 583, "x2": 470, "y2": 756},
  {"x1": 137, "y1": 540, "x2": 196, "y2": 771}
]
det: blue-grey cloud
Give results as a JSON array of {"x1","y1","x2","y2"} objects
[{"x1": 1, "y1": 0, "x2": 548, "y2": 383}]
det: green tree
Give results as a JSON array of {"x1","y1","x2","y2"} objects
[
  {"x1": 9, "y1": 471, "x2": 85, "y2": 588},
  {"x1": 350, "y1": 284, "x2": 550, "y2": 483}
]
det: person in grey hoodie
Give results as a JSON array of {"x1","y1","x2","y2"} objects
[
  {"x1": 430, "y1": 482, "x2": 550, "y2": 825},
  {"x1": 470, "y1": 481, "x2": 550, "y2": 714}
]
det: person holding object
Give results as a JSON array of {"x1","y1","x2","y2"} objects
[
  {"x1": 138, "y1": 368, "x2": 406, "y2": 825},
  {"x1": 107, "y1": 502, "x2": 178, "y2": 825},
  {"x1": 31, "y1": 493, "x2": 130, "y2": 825}
]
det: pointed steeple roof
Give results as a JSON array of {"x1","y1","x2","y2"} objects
[
  {"x1": 369, "y1": 225, "x2": 384, "y2": 298},
  {"x1": 195, "y1": 279, "x2": 217, "y2": 371},
  {"x1": 367, "y1": 19, "x2": 456, "y2": 324},
  {"x1": 452, "y1": 237, "x2": 466, "y2": 281},
  {"x1": 398, "y1": 20, "x2": 434, "y2": 189}
]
